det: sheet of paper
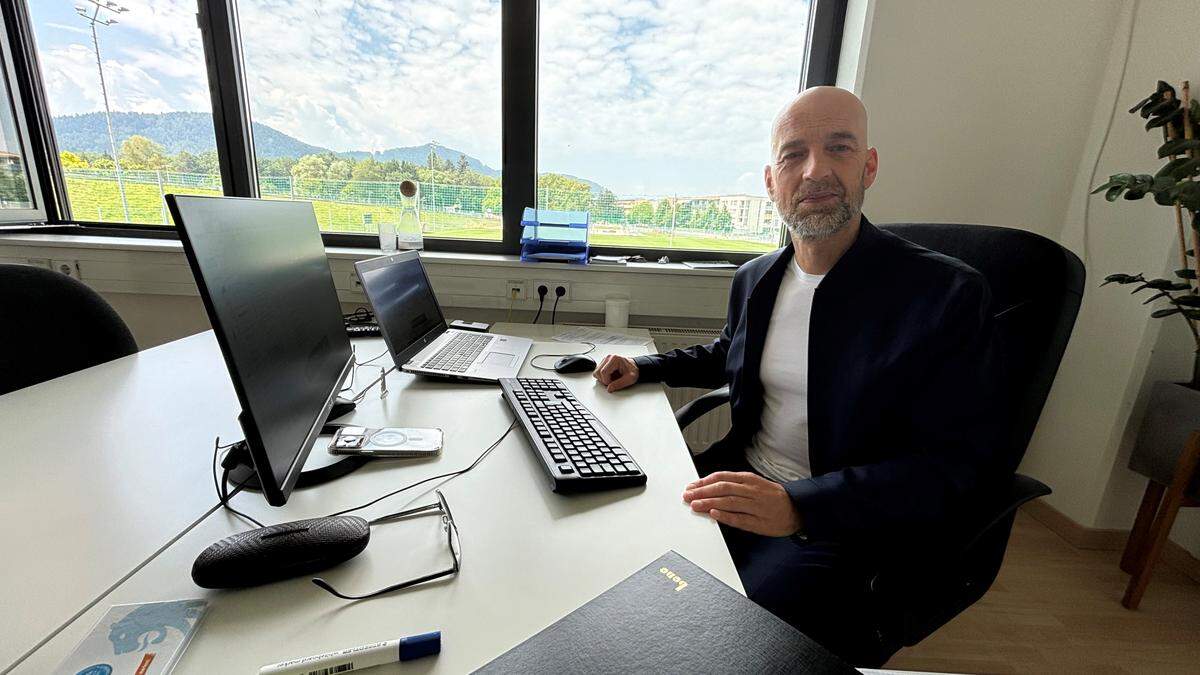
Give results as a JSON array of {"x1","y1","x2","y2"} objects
[{"x1": 552, "y1": 326, "x2": 652, "y2": 347}]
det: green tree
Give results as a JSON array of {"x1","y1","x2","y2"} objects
[
  {"x1": 482, "y1": 186, "x2": 502, "y2": 215},
  {"x1": 628, "y1": 200, "x2": 654, "y2": 224},
  {"x1": 539, "y1": 173, "x2": 591, "y2": 211},
  {"x1": 456, "y1": 153, "x2": 470, "y2": 174},
  {"x1": 327, "y1": 158, "x2": 353, "y2": 181},
  {"x1": 291, "y1": 153, "x2": 333, "y2": 180},
  {"x1": 169, "y1": 150, "x2": 204, "y2": 173},
  {"x1": 60, "y1": 151, "x2": 88, "y2": 169},
  {"x1": 119, "y1": 135, "x2": 167, "y2": 170},
  {"x1": 351, "y1": 157, "x2": 385, "y2": 182},
  {"x1": 654, "y1": 199, "x2": 673, "y2": 227}
]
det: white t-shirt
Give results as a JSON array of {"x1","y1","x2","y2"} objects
[{"x1": 744, "y1": 258, "x2": 824, "y2": 483}]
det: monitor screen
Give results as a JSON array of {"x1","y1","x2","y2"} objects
[
  {"x1": 356, "y1": 251, "x2": 446, "y2": 364},
  {"x1": 169, "y1": 196, "x2": 353, "y2": 506}
]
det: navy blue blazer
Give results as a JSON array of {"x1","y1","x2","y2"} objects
[{"x1": 635, "y1": 217, "x2": 1003, "y2": 547}]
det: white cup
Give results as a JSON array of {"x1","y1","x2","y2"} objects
[{"x1": 605, "y1": 298, "x2": 630, "y2": 329}]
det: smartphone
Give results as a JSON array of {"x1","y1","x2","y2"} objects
[{"x1": 329, "y1": 426, "x2": 443, "y2": 458}]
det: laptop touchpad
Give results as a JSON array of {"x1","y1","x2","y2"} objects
[{"x1": 483, "y1": 352, "x2": 516, "y2": 367}]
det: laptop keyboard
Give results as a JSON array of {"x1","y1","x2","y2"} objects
[{"x1": 421, "y1": 332, "x2": 495, "y2": 373}]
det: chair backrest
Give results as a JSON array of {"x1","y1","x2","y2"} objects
[
  {"x1": 0, "y1": 264, "x2": 137, "y2": 395},
  {"x1": 881, "y1": 223, "x2": 1085, "y2": 470}
]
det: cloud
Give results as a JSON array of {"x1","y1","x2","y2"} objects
[{"x1": 31, "y1": 0, "x2": 811, "y2": 196}]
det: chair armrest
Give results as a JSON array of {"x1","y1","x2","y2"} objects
[
  {"x1": 674, "y1": 386, "x2": 731, "y2": 430},
  {"x1": 960, "y1": 473, "x2": 1051, "y2": 552}
]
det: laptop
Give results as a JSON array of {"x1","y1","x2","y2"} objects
[{"x1": 354, "y1": 251, "x2": 532, "y2": 383}]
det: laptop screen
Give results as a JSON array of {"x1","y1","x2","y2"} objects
[{"x1": 358, "y1": 252, "x2": 446, "y2": 363}]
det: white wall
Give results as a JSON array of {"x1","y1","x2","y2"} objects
[
  {"x1": 853, "y1": 0, "x2": 1122, "y2": 237},
  {"x1": 844, "y1": 0, "x2": 1200, "y2": 558}
]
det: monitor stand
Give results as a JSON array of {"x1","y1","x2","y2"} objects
[{"x1": 223, "y1": 397, "x2": 369, "y2": 492}]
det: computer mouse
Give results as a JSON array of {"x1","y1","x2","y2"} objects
[{"x1": 553, "y1": 354, "x2": 597, "y2": 374}]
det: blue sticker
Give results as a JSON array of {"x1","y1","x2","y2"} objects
[{"x1": 75, "y1": 665, "x2": 112, "y2": 675}]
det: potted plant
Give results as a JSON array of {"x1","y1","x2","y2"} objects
[
  {"x1": 1094, "y1": 80, "x2": 1200, "y2": 380},
  {"x1": 1091, "y1": 79, "x2": 1200, "y2": 599}
]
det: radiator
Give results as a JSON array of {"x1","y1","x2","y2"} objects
[{"x1": 647, "y1": 326, "x2": 731, "y2": 454}]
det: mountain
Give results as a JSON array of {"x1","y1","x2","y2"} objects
[
  {"x1": 343, "y1": 142, "x2": 499, "y2": 177},
  {"x1": 50, "y1": 112, "x2": 501, "y2": 177},
  {"x1": 52, "y1": 111, "x2": 328, "y2": 158}
]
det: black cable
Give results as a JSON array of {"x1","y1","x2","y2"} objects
[
  {"x1": 212, "y1": 438, "x2": 267, "y2": 529},
  {"x1": 324, "y1": 419, "x2": 519, "y2": 518},
  {"x1": 551, "y1": 285, "x2": 566, "y2": 325},
  {"x1": 343, "y1": 307, "x2": 375, "y2": 325},
  {"x1": 533, "y1": 284, "x2": 549, "y2": 324},
  {"x1": 529, "y1": 341, "x2": 597, "y2": 371},
  {"x1": 532, "y1": 296, "x2": 544, "y2": 324}
]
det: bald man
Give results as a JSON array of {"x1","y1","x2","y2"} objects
[{"x1": 594, "y1": 87, "x2": 1000, "y2": 664}]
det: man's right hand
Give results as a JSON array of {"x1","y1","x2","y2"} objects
[{"x1": 594, "y1": 354, "x2": 640, "y2": 393}]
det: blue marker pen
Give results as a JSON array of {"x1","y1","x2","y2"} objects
[{"x1": 259, "y1": 631, "x2": 440, "y2": 674}]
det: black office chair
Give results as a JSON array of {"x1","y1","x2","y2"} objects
[
  {"x1": 0, "y1": 263, "x2": 137, "y2": 395},
  {"x1": 674, "y1": 223, "x2": 1085, "y2": 666}
]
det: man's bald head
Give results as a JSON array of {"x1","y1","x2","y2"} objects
[
  {"x1": 764, "y1": 86, "x2": 878, "y2": 242},
  {"x1": 770, "y1": 86, "x2": 869, "y2": 158}
]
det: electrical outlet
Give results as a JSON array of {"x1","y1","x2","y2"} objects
[
  {"x1": 349, "y1": 271, "x2": 363, "y2": 291},
  {"x1": 535, "y1": 280, "x2": 570, "y2": 302},
  {"x1": 51, "y1": 259, "x2": 78, "y2": 278},
  {"x1": 505, "y1": 279, "x2": 527, "y2": 300}
]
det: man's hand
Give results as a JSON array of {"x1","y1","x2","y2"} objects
[
  {"x1": 593, "y1": 354, "x2": 640, "y2": 392},
  {"x1": 683, "y1": 471, "x2": 803, "y2": 537}
]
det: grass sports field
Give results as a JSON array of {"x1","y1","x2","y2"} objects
[{"x1": 64, "y1": 175, "x2": 775, "y2": 253}]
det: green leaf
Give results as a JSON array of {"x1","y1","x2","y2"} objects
[
  {"x1": 1107, "y1": 185, "x2": 1127, "y2": 201},
  {"x1": 1171, "y1": 158, "x2": 1200, "y2": 180},
  {"x1": 1156, "y1": 157, "x2": 1192, "y2": 178},
  {"x1": 1101, "y1": 273, "x2": 1140, "y2": 286},
  {"x1": 1172, "y1": 282, "x2": 1193, "y2": 290},
  {"x1": 1133, "y1": 279, "x2": 1175, "y2": 293},
  {"x1": 1153, "y1": 189, "x2": 1175, "y2": 206},
  {"x1": 1143, "y1": 291, "x2": 1170, "y2": 304},
  {"x1": 1173, "y1": 295, "x2": 1200, "y2": 306},
  {"x1": 1147, "y1": 107, "x2": 1184, "y2": 130},
  {"x1": 1177, "y1": 268, "x2": 1199, "y2": 279},
  {"x1": 1184, "y1": 309, "x2": 1200, "y2": 321},
  {"x1": 1146, "y1": 98, "x2": 1182, "y2": 118},
  {"x1": 1152, "y1": 308, "x2": 1182, "y2": 318},
  {"x1": 1158, "y1": 138, "x2": 1200, "y2": 158},
  {"x1": 1129, "y1": 94, "x2": 1155, "y2": 115}
]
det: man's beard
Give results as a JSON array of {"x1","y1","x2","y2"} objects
[{"x1": 780, "y1": 175, "x2": 864, "y2": 241}]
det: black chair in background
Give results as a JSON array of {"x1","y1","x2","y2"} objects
[
  {"x1": 0, "y1": 263, "x2": 137, "y2": 395},
  {"x1": 674, "y1": 223, "x2": 1085, "y2": 666}
]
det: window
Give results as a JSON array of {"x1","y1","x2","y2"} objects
[
  {"x1": 0, "y1": 10, "x2": 40, "y2": 222},
  {"x1": 538, "y1": 0, "x2": 811, "y2": 254},
  {"x1": 12, "y1": 0, "x2": 843, "y2": 254},
  {"x1": 238, "y1": 0, "x2": 503, "y2": 241},
  {"x1": 27, "y1": 0, "x2": 224, "y2": 225}
]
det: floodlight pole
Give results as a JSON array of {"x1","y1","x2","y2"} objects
[{"x1": 78, "y1": 0, "x2": 130, "y2": 221}]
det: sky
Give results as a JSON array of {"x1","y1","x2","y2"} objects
[{"x1": 30, "y1": 0, "x2": 810, "y2": 197}]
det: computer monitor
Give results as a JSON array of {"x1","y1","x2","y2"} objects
[{"x1": 168, "y1": 195, "x2": 354, "y2": 506}]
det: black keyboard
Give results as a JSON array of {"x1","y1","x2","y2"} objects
[
  {"x1": 500, "y1": 378, "x2": 646, "y2": 493},
  {"x1": 421, "y1": 332, "x2": 494, "y2": 373}
]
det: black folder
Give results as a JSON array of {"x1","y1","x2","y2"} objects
[{"x1": 474, "y1": 550, "x2": 855, "y2": 674}]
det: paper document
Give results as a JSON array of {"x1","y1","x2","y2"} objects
[{"x1": 552, "y1": 326, "x2": 652, "y2": 347}]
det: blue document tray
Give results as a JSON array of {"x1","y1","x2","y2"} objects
[{"x1": 520, "y1": 208, "x2": 589, "y2": 264}]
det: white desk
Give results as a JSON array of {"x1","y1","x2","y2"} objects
[
  {"x1": 7, "y1": 325, "x2": 742, "y2": 673},
  {"x1": 0, "y1": 332, "x2": 240, "y2": 671}
]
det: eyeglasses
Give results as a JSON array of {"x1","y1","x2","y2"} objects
[{"x1": 312, "y1": 490, "x2": 461, "y2": 600}]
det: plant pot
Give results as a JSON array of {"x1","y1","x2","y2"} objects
[{"x1": 1129, "y1": 381, "x2": 1200, "y2": 499}]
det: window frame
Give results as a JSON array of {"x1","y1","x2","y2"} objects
[
  {"x1": 5, "y1": 0, "x2": 846, "y2": 262},
  {"x1": 0, "y1": 1, "x2": 46, "y2": 225}
]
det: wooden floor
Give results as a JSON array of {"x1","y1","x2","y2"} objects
[{"x1": 884, "y1": 512, "x2": 1200, "y2": 674}]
